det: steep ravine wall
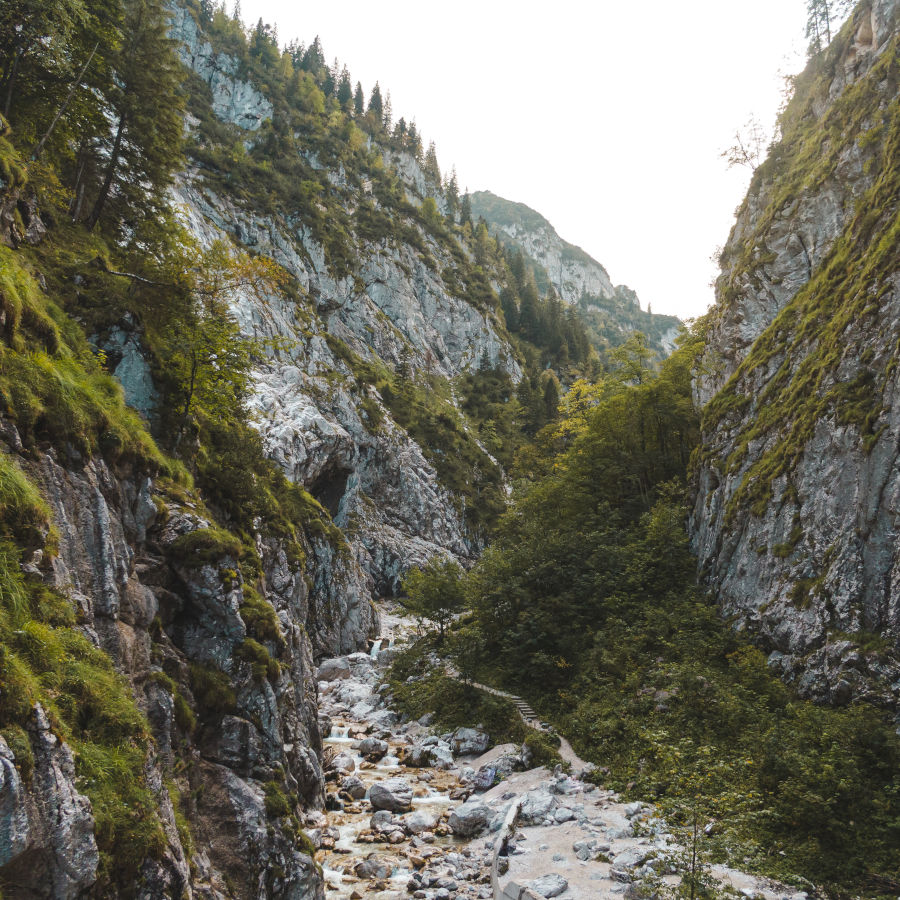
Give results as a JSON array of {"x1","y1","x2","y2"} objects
[
  {"x1": 691, "y1": 0, "x2": 900, "y2": 712},
  {"x1": 170, "y1": 8, "x2": 523, "y2": 603},
  {"x1": 0, "y1": 425, "x2": 334, "y2": 898}
]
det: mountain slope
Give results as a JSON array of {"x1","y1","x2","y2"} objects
[
  {"x1": 470, "y1": 189, "x2": 681, "y2": 357},
  {"x1": 691, "y1": 0, "x2": 900, "y2": 710}
]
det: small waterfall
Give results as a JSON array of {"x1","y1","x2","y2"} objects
[
  {"x1": 369, "y1": 638, "x2": 383, "y2": 658},
  {"x1": 327, "y1": 724, "x2": 351, "y2": 742}
]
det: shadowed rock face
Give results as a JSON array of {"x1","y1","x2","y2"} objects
[
  {"x1": 0, "y1": 710, "x2": 99, "y2": 900},
  {"x1": 0, "y1": 441, "x2": 329, "y2": 898},
  {"x1": 691, "y1": 0, "x2": 900, "y2": 712}
]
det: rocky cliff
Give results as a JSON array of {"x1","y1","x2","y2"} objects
[
  {"x1": 0, "y1": 3, "x2": 537, "y2": 895},
  {"x1": 691, "y1": 0, "x2": 900, "y2": 713},
  {"x1": 169, "y1": 5, "x2": 524, "y2": 598}
]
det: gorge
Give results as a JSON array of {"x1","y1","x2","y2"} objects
[{"x1": 0, "y1": 0, "x2": 899, "y2": 898}]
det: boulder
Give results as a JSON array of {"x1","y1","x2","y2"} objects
[
  {"x1": 450, "y1": 727, "x2": 491, "y2": 756},
  {"x1": 448, "y1": 799, "x2": 490, "y2": 837},
  {"x1": 519, "y1": 789, "x2": 556, "y2": 824},
  {"x1": 613, "y1": 846, "x2": 652, "y2": 869},
  {"x1": 405, "y1": 740, "x2": 454, "y2": 770},
  {"x1": 354, "y1": 855, "x2": 390, "y2": 879},
  {"x1": 404, "y1": 809, "x2": 438, "y2": 835},
  {"x1": 340, "y1": 776, "x2": 367, "y2": 800},
  {"x1": 317, "y1": 657, "x2": 351, "y2": 681},
  {"x1": 330, "y1": 752, "x2": 355, "y2": 773},
  {"x1": 528, "y1": 874, "x2": 569, "y2": 898},
  {"x1": 368, "y1": 778, "x2": 413, "y2": 812},
  {"x1": 358, "y1": 737, "x2": 389, "y2": 759}
]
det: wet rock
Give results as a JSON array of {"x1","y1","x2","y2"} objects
[
  {"x1": 330, "y1": 752, "x2": 356, "y2": 773},
  {"x1": 354, "y1": 855, "x2": 391, "y2": 879},
  {"x1": 358, "y1": 737, "x2": 389, "y2": 759},
  {"x1": 406, "y1": 740, "x2": 454, "y2": 770},
  {"x1": 448, "y1": 800, "x2": 490, "y2": 837},
  {"x1": 341, "y1": 776, "x2": 367, "y2": 800},
  {"x1": 318, "y1": 657, "x2": 352, "y2": 681},
  {"x1": 404, "y1": 809, "x2": 439, "y2": 835},
  {"x1": 369, "y1": 778, "x2": 413, "y2": 812}
]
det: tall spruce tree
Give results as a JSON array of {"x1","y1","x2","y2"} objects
[{"x1": 85, "y1": 0, "x2": 184, "y2": 230}]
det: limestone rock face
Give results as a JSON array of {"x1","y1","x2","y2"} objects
[
  {"x1": 691, "y1": 0, "x2": 900, "y2": 711},
  {"x1": 469, "y1": 192, "x2": 616, "y2": 305},
  {"x1": 0, "y1": 437, "x2": 330, "y2": 897},
  {"x1": 171, "y1": 164, "x2": 513, "y2": 610},
  {"x1": 0, "y1": 707, "x2": 99, "y2": 900},
  {"x1": 170, "y1": 6, "x2": 273, "y2": 130}
]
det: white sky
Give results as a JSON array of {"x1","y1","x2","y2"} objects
[{"x1": 236, "y1": 0, "x2": 812, "y2": 320}]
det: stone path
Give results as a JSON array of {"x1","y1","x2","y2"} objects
[{"x1": 445, "y1": 671, "x2": 589, "y2": 772}]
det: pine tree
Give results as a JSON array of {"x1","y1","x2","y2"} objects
[
  {"x1": 460, "y1": 191, "x2": 473, "y2": 228},
  {"x1": 367, "y1": 82, "x2": 383, "y2": 127},
  {"x1": 407, "y1": 119, "x2": 422, "y2": 158},
  {"x1": 85, "y1": 0, "x2": 184, "y2": 230},
  {"x1": 301, "y1": 36, "x2": 324, "y2": 74},
  {"x1": 445, "y1": 167, "x2": 459, "y2": 221},
  {"x1": 542, "y1": 376, "x2": 560, "y2": 421},
  {"x1": 353, "y1": 81, "x2": 365, "y2": 116},
  {"x1": 382, "y1": 90, "x2": 393, "y2": 132},
  {"x1": 423, "y1": 140, "x2": 441, "y2": 186},
  {"x1": 805, "y1": 0, "x2": 852, "y2": 55},
  {"x1": 337, "y1": 65, "x2": 352, "y2": 109}
]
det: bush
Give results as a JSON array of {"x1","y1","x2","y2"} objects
[
  {"x1": 170, "y1": 526, "x2": 243, "y2": 565},
  {"x1": 188, "y1": 662, "x2": 236, "y2": 717}
]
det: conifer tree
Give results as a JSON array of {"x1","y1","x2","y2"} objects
[
  {"x1": 337, "y1": 66, "x2": 353, "y2": 109},
  {"x1": 423, "y1": 140, "x2": 441, "y2": 186},
  {"x1": 382, "y1": 90, "x2": 393, "y2": 132},
  {"x1": 353, "y1": 81, "x2": 365, "y2": 116},
  {"x1": 368, "y1": 82, "x2": 383, "y2": 118},
  {"x1": 460, "y1": 191, "x2": 473, "y2": 228},
  {"x1": 301, "y1": 36, "x2": 324, "y2": 74},
  {"x1": 445, "y1": 166, "x2": 460, "y2": 221},
  {"x1": 85, "y1": 0, "x2": 184, "y2": 230}
]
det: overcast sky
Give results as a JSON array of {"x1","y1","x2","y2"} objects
[{"x1": 236, "y1": 0, "x2": 813, "y2": 321}]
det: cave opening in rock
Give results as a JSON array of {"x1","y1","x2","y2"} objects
[{"x1": 309, "y1": 464, "x2": 352, "y2": 519}]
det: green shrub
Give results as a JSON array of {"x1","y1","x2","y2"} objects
[
  {"x1": 170, "y1": 526, "x2": 243, "y2": 565},
  {"x1": 236, "y1": 638, "x2": 279, "y2": 682},
  {"x1": 240, "y1": 586, "x2": 283, "y2": 645},
  {"x1": 189, "y1": 662, "x2": 236, "y2": 717},
  {"x1": 263, "y1": 780, "x2": 292, "y2": 818},
  {"x1": 0, "y1": 724, "x2": 34, "y2": 782}
]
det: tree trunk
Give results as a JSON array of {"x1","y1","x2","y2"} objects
[
  {"x1": 31, "y1": 43, "x2": 99, "y2": 162},
  {"x1": 2, "y1": 46, "x2": 24, "y2": 119},
  {"x1": 85, "y1": 112, "x2": 126, "y2": 230}
]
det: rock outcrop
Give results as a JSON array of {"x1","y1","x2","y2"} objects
[
  {"x1": 0, "y1": 428, "x2": 328, "y2": 897},
  {"x1": 691, "y1": 0, "x2": 900, "y2": 711}
]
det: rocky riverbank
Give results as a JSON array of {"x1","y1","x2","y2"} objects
[{"x1": 304, "y1": 613, "x2": 814, "y2": 900}]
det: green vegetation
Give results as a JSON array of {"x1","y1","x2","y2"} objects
[
  {"x1": 703, "y1": 14, "x2": 900, "y2": 523},
  {"x1": 388, "y1": 638, "x2": 561, "y2": 768},
  {"x1": 400, "y1": 557, "x2": 465, "y2": 642},
  {"x1": 188, "y1": 661, "x2": 236, "y2": 718},
  {"x1": 405, "y1": 329, "x2": 900, "y2": 896}
]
